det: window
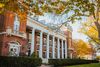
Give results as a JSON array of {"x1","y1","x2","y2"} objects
[
  {"x1": 14, "y1": 15, "x2": 20, "y2": 33},
  {"x1": 49, "y1": 52, "x2": 52, "y2": 58},
  {"x1": 43, "y1": 38, "x2": 47, "y2": 46},
  {"x1": 36, "y1": 36, "x2": 40, "y2": 45},
  {"x1": 43, "y1": 52, "x2": 46, "y2": 58}
]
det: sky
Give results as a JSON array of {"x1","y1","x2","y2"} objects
[
  {"x1": 71, "y1": 16, "x2": 89, "y2": 42},
  {"x1": 72, "y1": 22, "x2": 88, "y2": 42},
  {"x1": 38, "y1": 13, "x2": 88, "y2": 42}
]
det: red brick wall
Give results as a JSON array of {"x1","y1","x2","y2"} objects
[
  {"x1": 0, "y1": 11, "x2": 27, "y2": 56},
  {"x1": 19, "y1": 12, "x2": 27, "y2": 33},
  {"x1": 0, "y1": 35, "x2": 4, "y2": 55},
  {"x1": 0, "y1": 15, "x2": 5, "y2": 55},
  {"x1": 1, "y1": 35, "x2": 27, "y2": 56},
  {"x1": 0, "y1": 15, "x2": 5, "y2": 32},
  {"x1": 4, "y1": 11, "x2": 15, "y2": 31},
  {"x1": 64, "y1": 30, "x2": 73, "y2": 58},
  {"x1": 4, "y1": 11, "x2": 27, "y2": 33}
]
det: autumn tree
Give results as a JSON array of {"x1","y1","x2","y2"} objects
[
  {"x1": 80, "y1": 20, "x2": 100, "y2": 42},
  {"x1": 68, "y1": 0, "x2": 100, "y2": 42},
  {"x1": 0, "y1": 0, "x2": 100, "y2": 40},
  {"x1": 0, "y1": 0, "x2": 28, "y2": 21},
  {"x1": 80, "y1": 20, "x2": 100, "y2": 52},
  {"x1": 73, "y1": 39, "x2": 93, "y2": 59}
]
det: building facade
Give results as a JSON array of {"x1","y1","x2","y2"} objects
[
  {"x1": 60, "y1": 24, "x2": 74, "y2": 59},
  {"x1": 0, "y1": 11, "x2": 27, "y2": 56},
  {"x1": 0, "y1": 11, "x2": 70, "y2": 60}
]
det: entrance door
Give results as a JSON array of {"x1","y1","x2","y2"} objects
[{"x1": 9, "y1": 43, "x2": 20, "y2": 56}]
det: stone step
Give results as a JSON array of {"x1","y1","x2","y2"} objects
[{"x1": 39, "y1": 64, "x2": 53, "y2": 67}]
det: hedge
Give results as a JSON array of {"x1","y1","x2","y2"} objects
[
  {"x1": 0, "y1": 56, "x2": 42, "y2": 67},
  {"x1": 49, "y1": 59, "x2": 99, "y2": 66}
]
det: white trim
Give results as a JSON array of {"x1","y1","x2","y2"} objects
[
  {"x1": 27, "y1": 17, "x2": 66, "y2": 40},
  {"x1": 0, "y1": 30, "x2": 26, "y2": 39},
  {"x1": 8, "y1": 41, "x2": 21, "y2": 46},
  {"x1": 0, "y1": 32, "x2": 7, "y2": 35}
]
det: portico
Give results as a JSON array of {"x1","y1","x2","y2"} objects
[{"x1": 26, "y1": 17, "x2": 67, "y2": 59}]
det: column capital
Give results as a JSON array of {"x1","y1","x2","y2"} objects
[
  {"x1": 32, "y1": 27, "x2": 35, "y2": 30},
  {"x1": 57, "y1": 37, "x2": 59, "y2": 40},
  {"x1": 61, "y1": 39, "x2": 63, "y2": 41},
  {"x1": 40, "y1": 31, "x2": 43, "y2": 33},
  {"x1": 47, "y1": 33, "x2": 50, "y2": 35},
  {"x1": 53, "y1": 35, "x2": 55, "y2": 38}
]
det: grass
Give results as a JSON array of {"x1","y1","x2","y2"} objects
[{"x1": 66, "y1": 63, "x2": 100, "y2": 67}]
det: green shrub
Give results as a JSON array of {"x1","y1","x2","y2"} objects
[
  {"x1": 31, "y1": 52, "x2": 39, "y2": 58},
  {"x1": 0, "y1": 56, "x2": 42, "y2": 67},
  {"x1": 49, "y1": 59, "x2": 99, "y2": 66}
]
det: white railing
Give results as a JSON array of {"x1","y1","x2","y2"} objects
[
  {"x1": 6, "y1": 28, "x2": 27, "y2": 39},
  {"x1": 0, "y1": 32, "x2": 6, "y2": 35}
]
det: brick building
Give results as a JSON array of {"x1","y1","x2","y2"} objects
[
  {"x1": 0, "y1": 11, "x2": 27, "y2": 56},
  {"x1": 0, "y1": 11, "x2": 72, "y2": 62},
  {"x1": 60, "y1": 25, "x2": 74, "y2": 59}
]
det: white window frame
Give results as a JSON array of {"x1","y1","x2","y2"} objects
[{"x1": 14, "y1": 14, "x2": 20, "y2": 34}]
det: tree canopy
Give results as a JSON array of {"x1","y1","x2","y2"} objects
[
  {"x1": 0, "y1": 0, "x2": 100, "y2": 42},
  {"x1": 0, "y1": 0, "x2": 96, "y2": 22},
  {"x1": 73, "y1": 39, "x2": 93, "y2": 59}
]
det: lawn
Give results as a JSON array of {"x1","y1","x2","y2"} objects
[{"x1": 66, "y1": 63, "x2": 100, "y2": 67}]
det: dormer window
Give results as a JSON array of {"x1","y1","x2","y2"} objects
[{"x1": 14, "y1": 14, "x2": 20, "y2": 34}]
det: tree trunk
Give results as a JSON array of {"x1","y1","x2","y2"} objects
[{"x1": 94, "y1": 21, "x2": 100, "y2": 40}]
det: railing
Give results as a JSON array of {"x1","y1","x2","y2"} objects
[{"x1": 6, "y1": 28, "x2": 27, "y2": 39}]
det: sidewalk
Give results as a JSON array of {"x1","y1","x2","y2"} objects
[{"x1": 39, "y1": 64, "x2": 53, "y2": 67}]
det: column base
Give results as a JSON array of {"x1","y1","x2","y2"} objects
[{"x1": 42, "y1": 58, "x2": 49, "y2": 64}]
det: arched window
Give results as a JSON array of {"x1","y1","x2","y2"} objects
[
  {"x1": 8, "y1": 41, "x2": 21, "y2": 56},
  {"x1": 14, "y1": 14, "x2": 20, "y2": 33}
]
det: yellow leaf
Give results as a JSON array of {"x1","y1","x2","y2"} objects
[{"x1": 0, "y1": 3, "x2": 4, "y2": 8}]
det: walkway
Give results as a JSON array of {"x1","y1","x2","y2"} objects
[{"x1": 39, "y1": 64, "x2": 53, "y2": 67}]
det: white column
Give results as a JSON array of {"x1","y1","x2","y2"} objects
[
  {"x1": 65, "y1": 40, "x2": 67, "y2": 58},
  {"x1": 62, "y1": 40, "x2": 64, "y2": 59},
  {"x1": 47, "y1": 34, "x2": 49, "y2": 59},
  {"x1": 39, "y1": 31, "x2": 43, "y2": 58},
  {"x1": 57, "y1": 38, "x2": 60, "y2": 58},
  {"x1": 52, "y1": 36, "x2": 55, "y2": 58},
  {"x1": 31, "y1": 28, "x2": 35, "y2": 54}
]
